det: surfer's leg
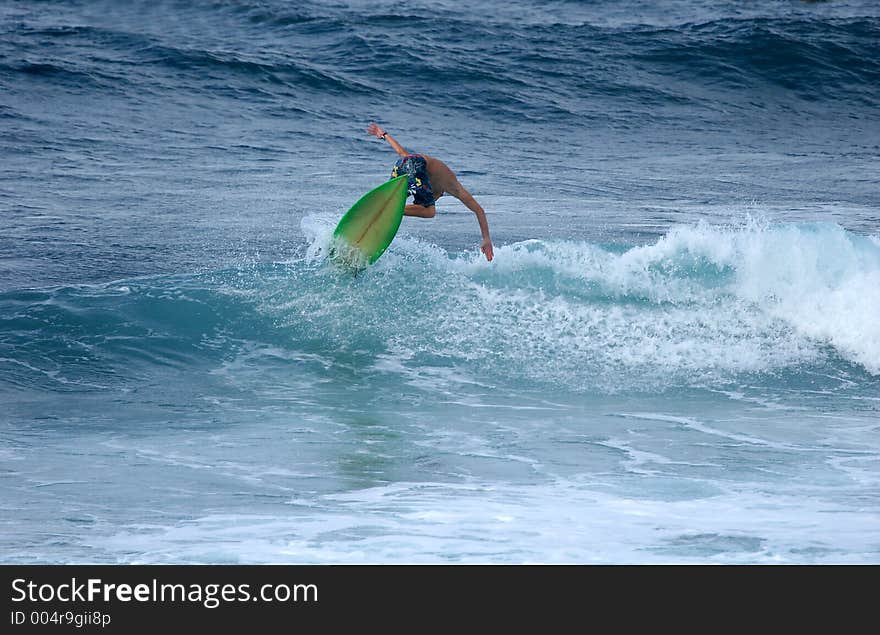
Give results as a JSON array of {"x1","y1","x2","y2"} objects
[
  {"x1": 397, "y1": 156, "x2": 436, "y2": 218},
  {"x1": 404, "y1": 204, "x2": 436, "y2": 218},
  {"x1": 408, "y1": 157, "x2": 436, "y2": 211}
]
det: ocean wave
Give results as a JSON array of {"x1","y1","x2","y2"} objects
[
  {"x1": 0, "y1": 59, "x2": 132, "y2": 93},
  {"x1": 142, "y1": 44, "x2": 379, "y2": 95},
  {"x1": 627, "y1": 17, "x2": 880, "y2": 98},
  {"x1": 2, "y1": 221, "x2": 877, "y2": 398},
  {"x1": 4, "y1": 3, "x2": 877, "y2": 118}
]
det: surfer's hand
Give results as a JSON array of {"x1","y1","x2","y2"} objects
[
  {"x1": 367, "y1": 122, "x2": 385, "y2": 139},
  {"x1": 481, "y1": 238, "x2": 494, "y2": 262}
]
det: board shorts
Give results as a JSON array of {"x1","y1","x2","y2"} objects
[{"x1": 391, "y1": 154, "x2": 435, "y2": 207}]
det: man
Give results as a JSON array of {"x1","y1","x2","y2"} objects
[{"x1": 366, "y1": 122, "x2": 494, "y2": 262}]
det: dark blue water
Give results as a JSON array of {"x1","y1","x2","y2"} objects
[{"x1": 2, "y1": 0, "x2": 879, "y2": 563}]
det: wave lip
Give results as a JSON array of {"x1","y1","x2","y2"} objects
[{"x1": 729, "y1": 222, "x2": 880, "y2": 375}]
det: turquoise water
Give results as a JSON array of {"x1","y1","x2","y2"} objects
[
  {"x1": 3, "y1": 220, "x2": 879, "y2": 562},
  {"x1": 2, "y1": 0, "x2": 879, "y2": 562}
]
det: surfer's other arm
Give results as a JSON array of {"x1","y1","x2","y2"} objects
[
  {"x1": 367, "y1": 122, "x2": 408, "y2": 157},
  {"x1": 449, "y1": 181, "x2": 494, "y2": 262}
]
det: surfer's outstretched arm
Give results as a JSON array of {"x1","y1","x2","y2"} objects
[
  {"x1": 367, "y1": 122, "x2": 409, "y2": 157},
  {"x1": 449, "y1": 182, "x2": 494, "y2": 262}
]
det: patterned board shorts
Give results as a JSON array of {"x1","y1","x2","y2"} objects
[{"x1": 391, "y1": 154, "x2": 435, "y2": 207}]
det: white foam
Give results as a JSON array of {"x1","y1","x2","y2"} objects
[
  {"x1": 94, "y1": 479, "x2": 880, "y2": 564},
  {"x1": 482, "y1": 221, "x2": 880, "y2": 377},
  {"x1": 299, "y1": 213, "x2": 337, "y2": 263},
  {"x1": 293, "y1": 217, "x2": 880, "y2": 387},
  {"x1": 731, "y1": 224, "x2": 880, "y2": 374}
]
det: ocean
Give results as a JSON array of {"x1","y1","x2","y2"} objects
[{"x1": 1, "y1": 0, "x2": 878, "y2": 563}]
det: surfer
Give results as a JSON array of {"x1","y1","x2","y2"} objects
[{"x1": 367, "y1": 122, "x2": 495, "y2": 262}]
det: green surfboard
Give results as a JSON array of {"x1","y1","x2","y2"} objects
[{"x1": 330, "y1": 174, "x2": 409, "y2": 269}]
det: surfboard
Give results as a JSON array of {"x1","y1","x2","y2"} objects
[{"x1": 330, "y1": 174, "x2": 409, "y2": 269}]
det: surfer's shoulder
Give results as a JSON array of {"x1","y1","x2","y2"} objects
[{"x1": 424, "y1": 156, "x2": 457, "y2": 180}]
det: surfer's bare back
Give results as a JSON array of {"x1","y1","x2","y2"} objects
[{"x1": 367, "y1": 122, "x2": 494, "y2": 262}]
